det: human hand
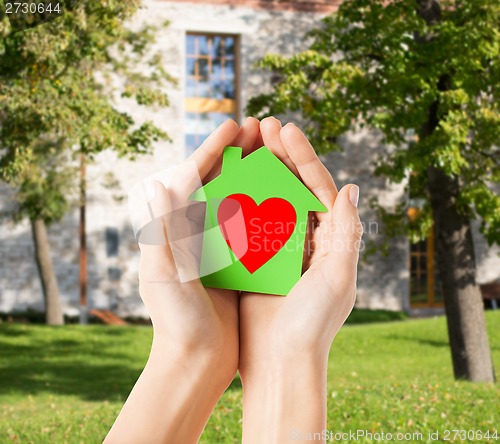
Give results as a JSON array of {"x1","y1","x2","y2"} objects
[
  {"x1": 105, "y1": 117, "x2": 263, "y2": 444},
  {"x1": 238, "y1": 118, "x2": 362, "y2": 443},
  {"x1": 240, "y1": 117, "x2": 362, "y2": 367},
  {"x1": 139, "y1": 117, "x2": 265, "y2": 377}
]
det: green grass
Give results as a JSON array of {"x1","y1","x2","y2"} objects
[
  {"x1": 1, "y1": 307, "x2": 408, "y2": 326},
  {"x1": 345, "y1": 308, "x2": 408, "y2": 324},
  {"x1": 0, "y1": 312, "x2": 498, "y2": 443}
]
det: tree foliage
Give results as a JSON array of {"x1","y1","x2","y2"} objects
[
  {"x1": 0, "y1": 0, "x2": 174, "y2": 222},
  {"x1": 248, "y1": 0, "x2": 500, "y2": 246}
]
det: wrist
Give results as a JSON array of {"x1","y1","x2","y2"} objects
[
  {"x1": 106, "y1": 331, "x2": 236, "y2": 444},
  {"x1": 239, "y1": 345, "x2": 328, "y2": 381},
  {"x1": 240, "y1": 353, "x2": 328, "y2": 444},
  {"x1": 239, "y1": 351, "x2": 327, "y2": 390},
  {"x1": 150, "y1": 332, "x2": 237, "y2": 389}
]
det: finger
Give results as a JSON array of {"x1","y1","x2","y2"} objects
[
  {"x1": 302, "y1": 185, "x2": 361, "y2": 327},
  {"x1": 169, "y1": 119, "x2": 238, "y2": 203},
  {"x1": 322, "y1": 184, "x2": 362, "y2": 284},
  {"x1": 187, "y1": 118, "x2": 239, "y2": 181},
  {"x1": 233, "y1": 117, "x2": 260, "y2": 155},
  {"x1": 204, "y1": 117, "x2": 260, "y2": 183},
  {"x1": 252, "y1": 130, "x2": 264, "y2": 151},
  {"x1": 280, "y1": 123, "x2": 338, "y2": 221},
  {"x1": 260, "y1": 117, "x2": 299, "y2": 176},
  {"x1": 138, "y1": 180, "x2": 178, "y2": 283}
]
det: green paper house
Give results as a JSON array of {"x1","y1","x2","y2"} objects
[{"x1": 191, "y1": 146, "x2": 326, "y2": 295}]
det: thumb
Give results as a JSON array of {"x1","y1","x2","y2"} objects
[
  {"x1": 324, "y1": 184, "x2": 363, "y2": 283},
  {"x1": 138, "y1": 180, "x2": 177, "y2": 283}
]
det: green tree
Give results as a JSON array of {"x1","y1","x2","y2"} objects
[
  {"x1": 0, "y1": 0, "x2": 173, "y2": 324},
  {"x1": 248, "y1": 0, "x2": 499, "y2": 382}
]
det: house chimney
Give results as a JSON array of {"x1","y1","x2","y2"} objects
[{"x1": 221, "y1": 146, "x2": 243, "y2": 175}]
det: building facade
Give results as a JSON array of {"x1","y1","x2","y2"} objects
[{"x1": 1, "y1": 0, "x2": 499, "y2": 318}]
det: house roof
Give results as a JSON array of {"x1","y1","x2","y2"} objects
[{"x1": 191, "y1": 146, "x2": 326, "y2": 212}]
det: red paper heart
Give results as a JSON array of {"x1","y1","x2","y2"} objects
[{"x1": 217, "y1": 193, "x2": 296, "y2": 273}]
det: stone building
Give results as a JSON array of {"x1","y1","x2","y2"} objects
[{"x1": 1, "y1": 0, "x2": 499, "y2": 318}]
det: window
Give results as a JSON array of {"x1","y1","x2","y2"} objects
[
  {"x1": 409, "y1": 229, "x2": 443, "y2": 307},
  {"x1": 185, "y1": 33, "x2": 239, "y2": 155},
  {"x1": 407, "y1": 169, "x2": 444, "y2": 308},
  {"x1": 105, "y1": 227, "x2": 119, "y2": 257}
]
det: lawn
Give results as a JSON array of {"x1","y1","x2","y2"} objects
[{"x1": 0, "y1": 312, "x2": 498, "y2": 444}]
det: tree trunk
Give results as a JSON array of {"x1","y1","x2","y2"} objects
[
  {"x1": 417, "y1": 0, "x2": 494, "y2": 383},
  {"x1": 427, "y1": 168, "x2": 494, "y2": 382},
  {"x1": 30, "y1": 218, "x2": 64, "y2": 325}
]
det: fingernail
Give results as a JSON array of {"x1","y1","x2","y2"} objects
[
  {"x1": 145, "y1": 180, "x2": 156, "y2": 202},
  {"x1": 349, "y1": 185, "x2": 359, "y2": 208}
]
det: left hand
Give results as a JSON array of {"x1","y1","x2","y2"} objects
[{"x1": 239, "y1": 117, "x2": 363, "y2": 371}]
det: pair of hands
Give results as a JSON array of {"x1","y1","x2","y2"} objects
[
  {"x1": 122, "y1": 117, "x2": 362, "y2": 444},
  {"x1": 139, "y1": 116, "x2": 362, "y2": 386}
]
